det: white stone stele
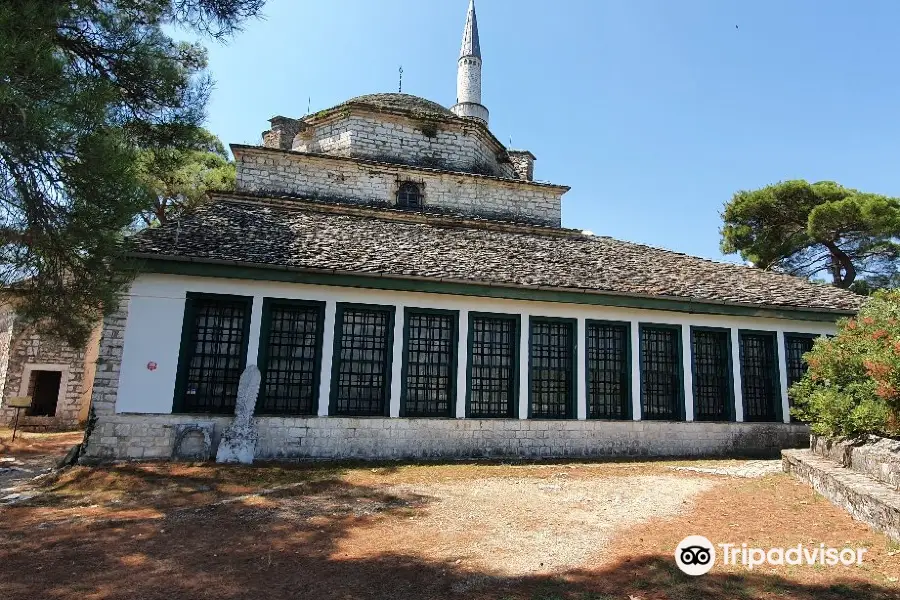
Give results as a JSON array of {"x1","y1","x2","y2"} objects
[{"x1": 215, "y1": 364, "x2": 261, "y2": 465}]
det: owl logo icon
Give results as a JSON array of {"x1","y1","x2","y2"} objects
[{"x1": 675, "y1": 535, "x2": 716, "y2": 575}]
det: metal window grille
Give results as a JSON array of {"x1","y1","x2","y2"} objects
[
  {"x1": 785, "y1": 335, "x2": 815, "y2": 387},
  {"x1": 333, "y1": 307, "x2": 392, "y2": 416},
  {"x1": 640, "y1": 326, "x2": 681, "y2": 420},
  {"x1": 258, "y1": 303, "x2": 322, "y2": 415},
  {"x1": 586, "y1": 322, "x2": 629, "y2": 419},
  {"x1": 397, "y1": 182, "x2": 422, "y2": 209},
  {"x1": 179, "y1": 297, "x2": 249, "y2": 414},
  {"x1": 740, "y1": 332, "x2": 780, "y2": 422},
  {"x1": 785, "y1": 334, "x2": 815, "y2": 423},
  {"x1": 404, "y1": 312, "x2": 456, "y2": 417},
  {"x1": 530, "y1": 320, "x2": 574, "y2": 419},
  {"x1": 468, "y1": 315, "x2": 517, "y2": 418},
  {"x1": 691, "y1": 330, "x2": 731, "y2": 421}
]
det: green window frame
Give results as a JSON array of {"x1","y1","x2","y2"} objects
[
  {"x1": 173, "y1": 292, "x2": 253, "y2": 414},
  {"x1": 528, "y1": 317, "x2": 577, "y2": 419},
  {"x1": 739, "y1": 330, "x2": 782, "y2": 422},
  {"x1": 329, "y1": 303, "x2": 395, "y2": 417},
  {"x1": 256, "y1": 298, "x2": 325, "y2": 415},
  {"x1": 401, "y1": 308, "x2": 459, "y2": 417},
  {"x1": 466, "y1": 312, "x2": 520, "y2": 418},
  {"x1": 690, "y1": 327, "x2": 734, "y2": 422},
  {"x1": 585, "y1": 320, "x2": 631, "y2": 420},
  {"x1": 784, "y1": 333, "x2": 818, "y2": 388},
  {"x1": 785, "y1": 332, "x2": 818, "y2": 423},
  {"x1": 639, "y1": 323, "x2": 684, "y2": 421}
]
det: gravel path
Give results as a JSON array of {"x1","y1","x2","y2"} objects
[
  {"x1": 0, "y1": 456, "x2": 57, "y2": 503},
  {"x1": 375, "y1": 474, "x2": 715, "y2": 575},
  {"x1": 669, "y1": 459, "x2": 783, "y2": 478}
]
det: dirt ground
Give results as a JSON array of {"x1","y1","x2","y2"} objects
[
  {"x1": 0, "y1": 429, "x2": 83, "y2": 495},
  {"x1": 0, "y1": 432, "x2": 898, "y2": 600}
]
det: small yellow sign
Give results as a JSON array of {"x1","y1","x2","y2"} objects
[{"x1": 7, "y1": 396, "x2": 32, "y2": 409}]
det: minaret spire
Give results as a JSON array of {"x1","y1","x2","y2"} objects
[
  {"x1": 451, "y1": 0, "x2": 489, "y2": 124},
  {"x1": 460, "y1": 0, "x2": 481, "y2": 59}
]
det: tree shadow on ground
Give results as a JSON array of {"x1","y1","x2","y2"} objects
[
  {"x1": 0, "y1": 430, "x2": 83, "y2": 460},
  {"x1": 0, "y1": 474, "x2": 897, "y2": 600}
]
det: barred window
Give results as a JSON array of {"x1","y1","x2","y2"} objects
[
  {"x1": 330, "y1": 305, "x2": 394, "y2": 416},
  {"x1": 467, "y1": 314, "x2": 518, "y2": 418},
  {"x1": 691, "y1": 329, "x2": 732, "y2": 421},
  {"x1": 586, "y1": 321, "x2": 630, "y2": 419},
  {"x1": 257, "y1": 300, "x2": 324, "y2": 415},
  {"x1": 174, "y1": 294, "x2": 251, "y2": 414},
  {"x1": 785, "y1": 333, "x2": 816, "y2": 423},
  {"x1": 402, "y1": 310, "x2": 458, "y2": 417},
  {"x1": 397, "y1": 182, "x2": 422, "y2": 209},
  {"x1": 740, "y1": 331, "x2": 781, "y2": 422},
  {"x1": 529, "y1": 318, "x2": 575, "y2": 419},
  {"x1": 640, "y1": 325, "x2": 683, "y2": 420},
  {"x1": 785, "y1": 334, "x2": 816, "y2": 387}
]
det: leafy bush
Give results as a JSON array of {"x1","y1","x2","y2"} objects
[{"x1": 791, "y1": 290, "x2": 900, "y2": 438}]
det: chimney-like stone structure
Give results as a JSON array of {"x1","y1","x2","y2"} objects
[
  {"x1": 262, "y1": 116, "x2": 302, "y2": 150},
  {"x1": 508, "y1": 150, "x2": 535, "y2": 181}
]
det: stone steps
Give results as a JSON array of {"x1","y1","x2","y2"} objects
[
  {"x1": 782, "y1": 449, "x2": 900, "y2": 542},
  {"x1": 810, "y1": 435, "x2": 900, "y2": 491}
]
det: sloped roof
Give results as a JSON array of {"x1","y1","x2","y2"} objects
[{"x1": 131, "y1": 195, "x2": 864, "y2": 315}]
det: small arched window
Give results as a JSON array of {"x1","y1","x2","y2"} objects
[{"x1": 397, "y1": 182, "x2": 423, "y2": 209}]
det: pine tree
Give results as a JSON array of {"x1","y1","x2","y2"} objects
[{"x1": 0, "y1": 0, "x2": 262, "y2": 344}]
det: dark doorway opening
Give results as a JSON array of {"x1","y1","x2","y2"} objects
[{"x1": 26, "y1": 370, "x2": 62, "y2": 416}]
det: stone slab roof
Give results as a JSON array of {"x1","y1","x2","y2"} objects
[
  {"x1": 338, "y1": 93, "x2": 455, "y2": 119},
  {"x1": 131, "y1": 195, "x2": 864, "y2": 315}
]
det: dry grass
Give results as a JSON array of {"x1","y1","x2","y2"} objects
[
  {"x1": 0, "y1": 454, "x2": 898, "y2": 600},
  {"x1": 0, "y1": 428, "x2": 83, "y2": 458}
]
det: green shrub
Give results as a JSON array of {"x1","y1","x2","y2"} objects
[{"x1": 791, "y1": 289, "x2": 900, "y2": 438}]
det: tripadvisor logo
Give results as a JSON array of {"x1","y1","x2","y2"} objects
[
  {"x1": 675, "y1": 535, "x2": 716, "y2": 576},
  {"x1": 675, "y1": 536, "x2": 868, "y2": 576}
]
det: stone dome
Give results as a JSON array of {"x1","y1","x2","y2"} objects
[{"x1": 339, "y1": 93, "x2": 456, "y2": 119}]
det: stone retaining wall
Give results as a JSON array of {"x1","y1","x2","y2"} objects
[
  {"x1": 81, "y1": 414, "x2": 809, "y2": 462},
  {"x1": 783, "y1": 449, "x2": 900, "y2": 542},
  {"x1": 810, "y1": 435, "x2": 900, "y2": 491}
]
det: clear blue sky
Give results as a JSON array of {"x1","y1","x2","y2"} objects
[{"x1": 191, "y1": 0, "x2": 900, "y2": 262}]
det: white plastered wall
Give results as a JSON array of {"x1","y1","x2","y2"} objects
[{"x1": 116, "y1": 273, "x2": 836, "y2": 422}]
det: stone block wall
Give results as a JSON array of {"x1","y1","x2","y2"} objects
[
  {"x1": 89, "y1": 296, "x2": 130, "y2": 420},
  {"x1": 508, "y1": 151, "x2": 535, "y2": 182},
  {"x1": 289, "y1": 112, "x2": 513, "y2": 178},
  {"x1": 262, "y1": 116, "x2": 302, "y2": 151},
  {"x1": 0, "y1": 310, "x2": 13, "y2": 400},
  {"x1": 235, "y1": 147, "x2": 564, "y2": 227},
  {"x1": 0, "y1": 318, "x2": 96, "y2": 429},
  {"x1": 82, "y1": 413, "x2": 808, "y2": 461}
]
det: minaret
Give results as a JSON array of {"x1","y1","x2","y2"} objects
[{"x1": 451, "y1": 0, "x2": 489, "y2": 125}]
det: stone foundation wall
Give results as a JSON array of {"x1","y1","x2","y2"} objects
[
  {"x1": 235, "y1": 146, "x2": 564, "y2": 226},
  {"x1": 82, "y1": 414, "x2": 809, "y2": 462}
]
